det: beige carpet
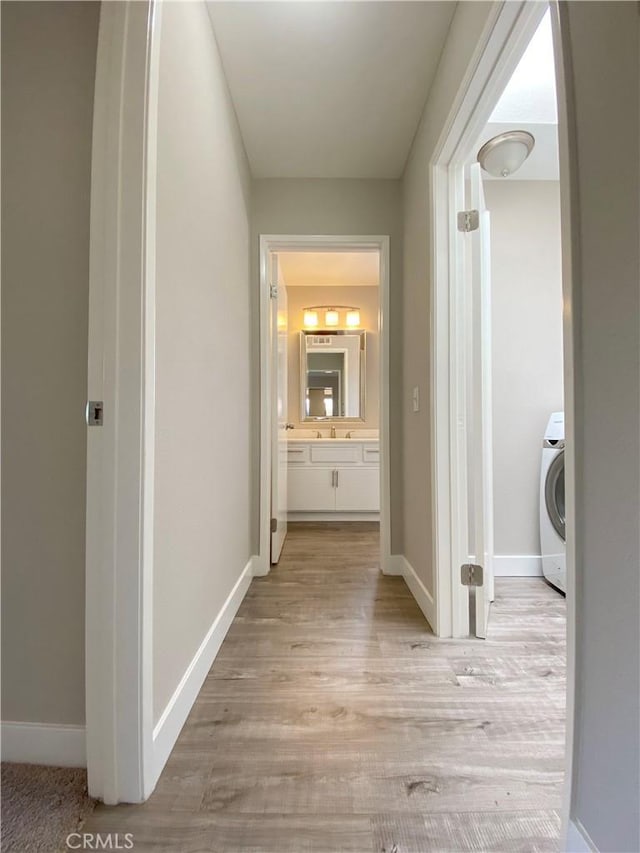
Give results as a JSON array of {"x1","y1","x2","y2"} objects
[{"x1": 1, "y1": 763, "x2": 95, "y2": 853}]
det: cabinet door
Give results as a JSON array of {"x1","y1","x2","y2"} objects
[
  {"x1": 288, "y1": 467, "x2": 336, "y2": 511},
  {"x1": 335, "y1": 467, "x2": 380, "y2": 511}
]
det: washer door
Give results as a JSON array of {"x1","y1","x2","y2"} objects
[{"x1": 545, "y1": 449, "x2": 566, "y2": 542}]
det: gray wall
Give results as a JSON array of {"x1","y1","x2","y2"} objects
[
  {"x1": 1, "y1": 1, "x2": 100, "y2": 725},
  {"x1": 153, "y1": 0, "x2": 252, "y2": 721},
  {"x1": 560, "y1": 3, "x2": 639, "y2": 850},
  {"x1": 402, "y1": 2, "x2": 494, "y2": 594},
  {"x1": 484, "y1": 180, "x2": 563, "y2": 558},
  {"x1": 251, "y1": 179, "x2": 403, "y2": 551}
]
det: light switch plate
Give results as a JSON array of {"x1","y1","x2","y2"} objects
[{"x1": 412, "y1": 386, "x2": 419, "y2": 412}]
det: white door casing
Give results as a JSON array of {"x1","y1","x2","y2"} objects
[
  {"x1": 430, "y1": 1, "x2": 547, "y2": 639},
  {"x1": 258, "y1": 235, "x2": 391, "y2": 577},
  {"x1": 467, "y1": 163, "x2": 495, "y2": 638},
  {"x1": 270, "y1": 254, "x2": 288, "y2": 564},
  {"x1": 86, "y1": 0, "x2": 161, "y2": 803}
]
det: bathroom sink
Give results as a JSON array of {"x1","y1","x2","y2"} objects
[{"x1": 287, "y1": 428, "x2": 379, "y2": 441}]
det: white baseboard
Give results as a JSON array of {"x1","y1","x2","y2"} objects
[
  {"x1": 287, "y1": 512, "x2": 380, "y2": 522},
  {"x1": 383, "y1": 554, "x2": 405, "y2": 576},
  {"x1": 400, "y1": 556, "x2": 436, "y2": 632},
  {"x1": 251, "y1": 552, "x2": 270, "y2": 577},
  {"x1": 151, "y1": 557, "x2": 253, "y2": 785},
  {"x1": 493, "y1": 554, "x2": 543, "y2": 577},
  {"x1": 566, "y1": 818, "x2": 598, "y2": 852},
  {"x1": 1, "y1": 722, "x2": 86, "y2": 767}
]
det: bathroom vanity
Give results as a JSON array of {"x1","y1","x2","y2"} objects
[
  {"x1": 287, "y1": 436, "x2": 379, "y2": 519},
  {"x1": 288, "y1": 328, "x2": 379, "y2": 519}
]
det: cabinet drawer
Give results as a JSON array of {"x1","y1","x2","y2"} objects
[
  {"x1": 286, "y1": 444, "x2": 309, "y2": 464},
  {"x1": 310, "y1": 444, "x2": 360, "y2": 464},
  {"x1": 363, "y1": 444, "x2": 380, "y2": 463}
]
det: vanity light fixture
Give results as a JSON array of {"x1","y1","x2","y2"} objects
[
  {"x1": 302, "y1": 305, "x2": 361, "y2": 329},
  {"x1": 303, "y1": 309, "x2": 319, "y2": 328},
  {"x1": 345, "y1": 309, "x2": 360, "y2": 328}
]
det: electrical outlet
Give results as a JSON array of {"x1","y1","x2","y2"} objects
[{"x1": 412, "y1": 386, "x2": 419, "y2": 413}]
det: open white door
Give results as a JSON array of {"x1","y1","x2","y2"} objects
[
  {"x1": 270, "y1": 253, "x2": 288, "y2": 563},
  {"x1": 467, "y1": 163, "x2": 495, "y2": 637}
]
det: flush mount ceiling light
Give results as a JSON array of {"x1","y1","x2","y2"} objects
[{"x1": 477, "y1": 130, "x2": 535, "y2": 177}]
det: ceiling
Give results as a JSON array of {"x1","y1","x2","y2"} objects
[
  {"x1": 476, "y1": 11, "x2": 559, "y2": 181},
  {"x1": 490, "y1": 11, "x2": 557, "y2": 125},
  {"x1": 206, "y1": 2, "x2": 455, "y2": 179},
  {"x1": 278, "y1": 251, "x2": 379, "y2": 287}
]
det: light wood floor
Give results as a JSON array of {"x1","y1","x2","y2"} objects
[{"x1": 85, "y1": 523, "x2": 566, "y2": 852}]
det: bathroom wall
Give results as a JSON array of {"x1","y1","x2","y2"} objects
[
  {"x1": 484, "y1": 180, "x2": 563, "y2": 573},
  {"x1": 285, "y1": 285, "x2": 380, "y2": 429}
]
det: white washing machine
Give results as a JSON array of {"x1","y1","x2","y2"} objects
[{"x1": 540, "y1": 412, "x2": 566, "y2": 593}]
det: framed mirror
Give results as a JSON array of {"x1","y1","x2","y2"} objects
[{"x1": 300, "y1": 331, "x2": 366, "y2": 421}]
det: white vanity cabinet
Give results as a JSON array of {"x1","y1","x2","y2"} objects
[
  {"x1": 334, "y1": 468, "x2": 379, "y2": 511},
  {"x1": 287, "y1": 440, "x2": 380, "y2": 518}
]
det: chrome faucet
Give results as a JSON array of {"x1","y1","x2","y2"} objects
[
  {"x1": 316, "y1": 430, "x2": 322, "y2": 439},
  {"x1": 330, "y1": 425, "x2": 336, "y2": 438}
]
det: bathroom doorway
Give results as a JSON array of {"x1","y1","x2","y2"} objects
[
  {"x1": 469, "y1": 8, "x2": 565, "y2": 620},
  {"x1": 431, "y1": 3, "x2": 573, "y2": 640},
  {"x1": 257, "y1": 235, "x2": 392, "y2": 578}
]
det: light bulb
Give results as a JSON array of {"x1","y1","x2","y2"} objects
[
  {"x1": 325, "y1": 309, "x2": 339, "y2": 326},
  {"x1": 346, "y1": 309, "x2": 360, "y2": 327},
  {"x1": 303, "y1": 310, "x2": 318, "y2": 328}
]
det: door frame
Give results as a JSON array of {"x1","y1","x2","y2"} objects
[
  {"x1": 429, "y1": 0, "x2": 576, "y2": 844},
  {"x1": 430, "y1": 0, "x2": 547, "y2": 640},
  {"x1": 269, "y1": 253, "x2": 289, "y2": 564},
  {"x1": 85, "y1": 0, "x2": 161, "y2": 804},
  {"x1": 257, "y1": 235, "x2": 391, "y2": 577}
]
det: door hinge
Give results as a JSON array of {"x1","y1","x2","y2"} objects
[
  {"x1": 86, "y1": 400, "x2": 104, "y2": 426},
  {"x1": 269, "y1": 284, "x2": 278, "y2": 299},
  {"x1": 457, "y1": 209, "x2": 480, "y2": 233},
  {"x1": 270, "y1": 517, "x2": 278, "y2": 533},
  {"x1": 461, "y1": 563, "x2": 484, "y2": 586}
]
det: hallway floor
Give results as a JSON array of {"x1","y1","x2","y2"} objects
[{"x1": 85, "y1": 523, "x2": 566, "y2": 852}]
